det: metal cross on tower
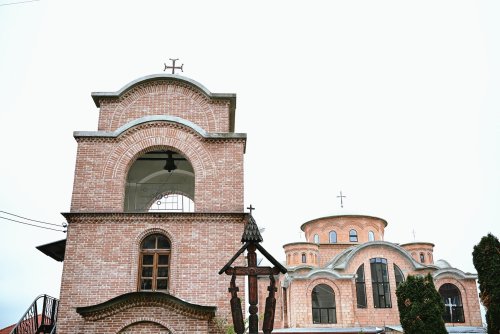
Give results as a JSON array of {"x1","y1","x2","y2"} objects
[
  {"x1": 247, "y1": 204, "x2": 255, "y2": 214},
  {"x1": 337, "y1": 191, "x2": 346, "y2": 208},
  {"x1": 164, "y1": 58, "x2": 184, "y2": 74}
]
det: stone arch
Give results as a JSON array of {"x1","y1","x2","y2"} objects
[
  {"x1": 305, "y1": 278, "x2": 342, "y2": 325},
  {"x1": 118, "y1": 318, "x2": 175, "y2": 334}
]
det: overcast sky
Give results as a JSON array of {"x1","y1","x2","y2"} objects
[{"x1": 0, "y1": 0, "x2": 499, "y2": 328}]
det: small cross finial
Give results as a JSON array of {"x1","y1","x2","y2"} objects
[
  {"x1": 337, "y1": 191, "x2": 346, "y2": 208},
  {"x1": 412, "y1": 229, "x2": 416, "y2": 241},
  {"x1": 247, "y1": 204, "x2": 255, "y2": 214},
  {"x1": 164, "y1": 58, "x2": 184, "y2": 74}
]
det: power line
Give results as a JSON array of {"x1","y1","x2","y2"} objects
[
  {"x1": 0, "y1": 0, "x2": 40, "y2": 7},
  {"x1": 0, "y1": 210, "x2": 64, "y2": 227},
  {"x1": 0, "y1": 216, "x2": 66, "y2": 233}
]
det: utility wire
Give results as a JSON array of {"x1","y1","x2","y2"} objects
[
  {"x1": 0, "y1": 210, "x2": 64, "y2": 227},
  {"x1": 0, "y1": 0, "x2": 40, "y2": 7},
  {"x1": 0, "y1": 216, "x2": 66, "y2": 233}
]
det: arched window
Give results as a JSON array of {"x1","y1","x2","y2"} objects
[
  {"x1": 139, "y1": 234, "x2": 171, "y2": 292},
  {"x1": 439, "y1": 284, "x2": 465, "y2": 323},
  {"x1": 370, "y1": 258, "x2": 391, "y2": 308},
  {"x1": 301, "y1": 253, "x2": 307, "y2": 263},
  {"x1": 394, "y1": 264, "x2": 405, "y2": 288},
  {"x1": 349, "y1": 229, "x2": 358, "y2": 242},
  {"x1": 329, "y1": 231, "x2": 337, "y2": 243},
  {"x1": 314, "y1": 234, "x2": 320, "y2": 244},
  {"x1": 312, "y1": 284, "x2": 336, "y2": 324},
  {"x1": 420, "y1": 252, "x2": 425, "y2": 263},
  {"x1": 355, "y1": 264, "x2": 367, "y2": 308},
  {"x1": 368, "y1": 231, "x2": 375, "y2": 241}
]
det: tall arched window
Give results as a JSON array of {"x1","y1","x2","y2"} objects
[
  {"x1": 368, "y1": 231, "x2": 375, "y2": 241},
  {"x1": 355, "y1": 264, "x2": 367, "y2": 308},
  {"x1": 329, "y1": 231, "x2": 337, "y2": 243},
  {"x1": 420, "y1": 252, "x2": 425, "y2": 263},
  {"x1": 139, "y1": 234, "x2": 171, "y2": 292},
  {"x1": 439, "y1": 284, "x2": 465, "y2": 323},
  {"x1": 370, "y1": 258, "x2": 391, "y2": 308},
  {"x1": 349, "y1": 229, "x2": 358, "y2": 242},
  {"x1": 312, "y1": 284, "x2": 336, "y2": 324},
  {"x1": 313, "y1": 234, "x2": 320, "y2": 244},
  {"x1": 394, "y1": 264, "x2": 405, "y2": 288},
  {"x1": 301, "y1": 253, "x2": 307, "y2": 263}
]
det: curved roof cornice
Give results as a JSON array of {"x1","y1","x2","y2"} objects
[
  {"x1": 73, "y1": 115, "x2": 247, "y2": 141},
  {"x1": 433, "y1": 268, "x2": 477, "y2": 280},
  {"x1": 90, "y1": 74, "x2": 237, "y2": 132},
  {"x1": 91, "y1": 74, "x2": 236, "y2": 107},
  {"x1": 327, "y1": 241, "x2": 426, "y2": 271}
]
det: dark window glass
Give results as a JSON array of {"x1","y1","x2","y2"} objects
[
  {"x1": 420, "y1": 253, "x2": 425, "y2": 263},
  {"x1": 394, "y1": 264, "x2": 405, "y2": 288},
  {"x1": 329, "y1": 231, "x2": 337, "y2": 243},
  {"x1": 439, "y1": 284, "x2": 465, "y2": 323},
  {"x1": 356, "y1": 264, "x2": 367, "y2": 308},
  {"x1": 139, "y1": 234, "x2": 171, "y2": 292},
  {"x1": 370, "y1": 258, "x2": 391, "y2": 308},
  {"x1": 301, "y1": 253, "x2": 307, "y2": 263},
  {"x1": 312, "y1": 284, "x2": 336, "y2": 324},
  {"x1": 349, "y1": 229, "x2": 358, "y2": 242}
]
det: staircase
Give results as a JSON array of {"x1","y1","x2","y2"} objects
[{"x1": 9, "y1": 294, "x2": 59, "y2": 334}]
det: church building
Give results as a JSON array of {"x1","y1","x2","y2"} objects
[
  {"x1": 28, "y1": 73, "x2": 484, "y2": 334},
  {"x1": 53, "y1": 74, "x2": 249, "y2": 333},
  {"x1": 264, "y1": 215, "x2": 483, "y2": 332}
]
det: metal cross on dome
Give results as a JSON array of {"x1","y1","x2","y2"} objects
[
  {"x1": 337, "y1": 191, "x2": 346, "y2": 208},
  {"x1": 164, "y1": 58, "x2": 183, "y2": 74}
]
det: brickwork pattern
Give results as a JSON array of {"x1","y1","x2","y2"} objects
[
  {"x1": 57, "y1": 213, "x2": 246, "y2": 334},
  {"x1": 96, "y1": 80, "x2": 231, "y2": 133},
  {"x1": 71, "y1": 122, "x2": 245, "y2": 212},
  {"x1": 273, "y1": 242, "x2": 482, "y2": 329},
  {"x1": 302, "y1": 216, "x2": 386, "y2": 244}
]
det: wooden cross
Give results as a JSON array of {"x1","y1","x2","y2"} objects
[
  {"x1": 445, "y1": 297, "x2": 456, "y2": 322},
  {"x1": 164, "y1": 58, "x2": 184, "y2": 74},
  {"x1": 247, "y1": 204, "x2": 255, "y2": 214},
  {"x1": 337, "y1": 191, "x2": 346, "y2": 208},
  {"x1": 219, "y1": 215, "x2": 287, "y2": 334}
]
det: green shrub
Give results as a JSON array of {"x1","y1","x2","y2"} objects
[
  {"x1": 472, "y1": 233, "x2": 500, "y2": 334},
  {"x1": 396, "y1": 273, "x2": 447, "y2": 334}
]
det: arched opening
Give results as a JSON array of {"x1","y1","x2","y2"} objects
[
  {"x1": 349, "y1": 229, "x2": 358, "y2": 242},
  {"x1": 368, "y1": 231, "x2": 375, "y2": 241},
  {"x1": 329, "y1": 231, "x2": 337, "y2": 243},
  {"x1": 313, "y1": 234, "x2": 320, "y2": 244},
  {"x1": 125, "y1": 149, "x2": 195, "y2": 212},
  {"x1": 439, "y1": 283, "x2": 465, "y2": 323},
  {"x1": 355, "y1": 264, "x2": 367, "y2": 308},
  {"x1": 311, "y1": 284, "x2": 336, "y2": 324},
  {"x1": 138, "y1": 233, "x2": 171, "y2": 292},
  {"x1": 394, "y1": 263, "x2": 405, "y2": 288}
]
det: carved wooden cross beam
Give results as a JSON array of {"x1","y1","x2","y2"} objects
[{"x1": 219, "y1": 214, "x2": 287, "y2": 334}]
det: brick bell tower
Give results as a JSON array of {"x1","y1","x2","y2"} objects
[{"x1": 57, "y1": 74, "x2": 248, "y2": 333}]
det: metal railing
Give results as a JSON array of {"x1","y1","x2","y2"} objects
[{"x1": 10, "y1": 294, "x2": 59, "y2": 334}]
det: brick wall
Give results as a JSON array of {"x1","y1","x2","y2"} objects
[{"x1": 57, "y1": 213, "x2": 246, "y2": 333}]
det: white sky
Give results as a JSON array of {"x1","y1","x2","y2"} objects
[{"x1": 0, "y1": 0, "x2": 499, "y2": 328}]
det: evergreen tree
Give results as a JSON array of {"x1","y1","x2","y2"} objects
[
  {"x1": 472, "y1": 233, "x2": 500, "y2": 334},
  {"x1": 396, "y1": 273, "x2": 447, "y2": 334}
]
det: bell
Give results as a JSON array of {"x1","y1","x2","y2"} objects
[{"x1": 163, "y1": 152, "x2": 177, "y2": 172}]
